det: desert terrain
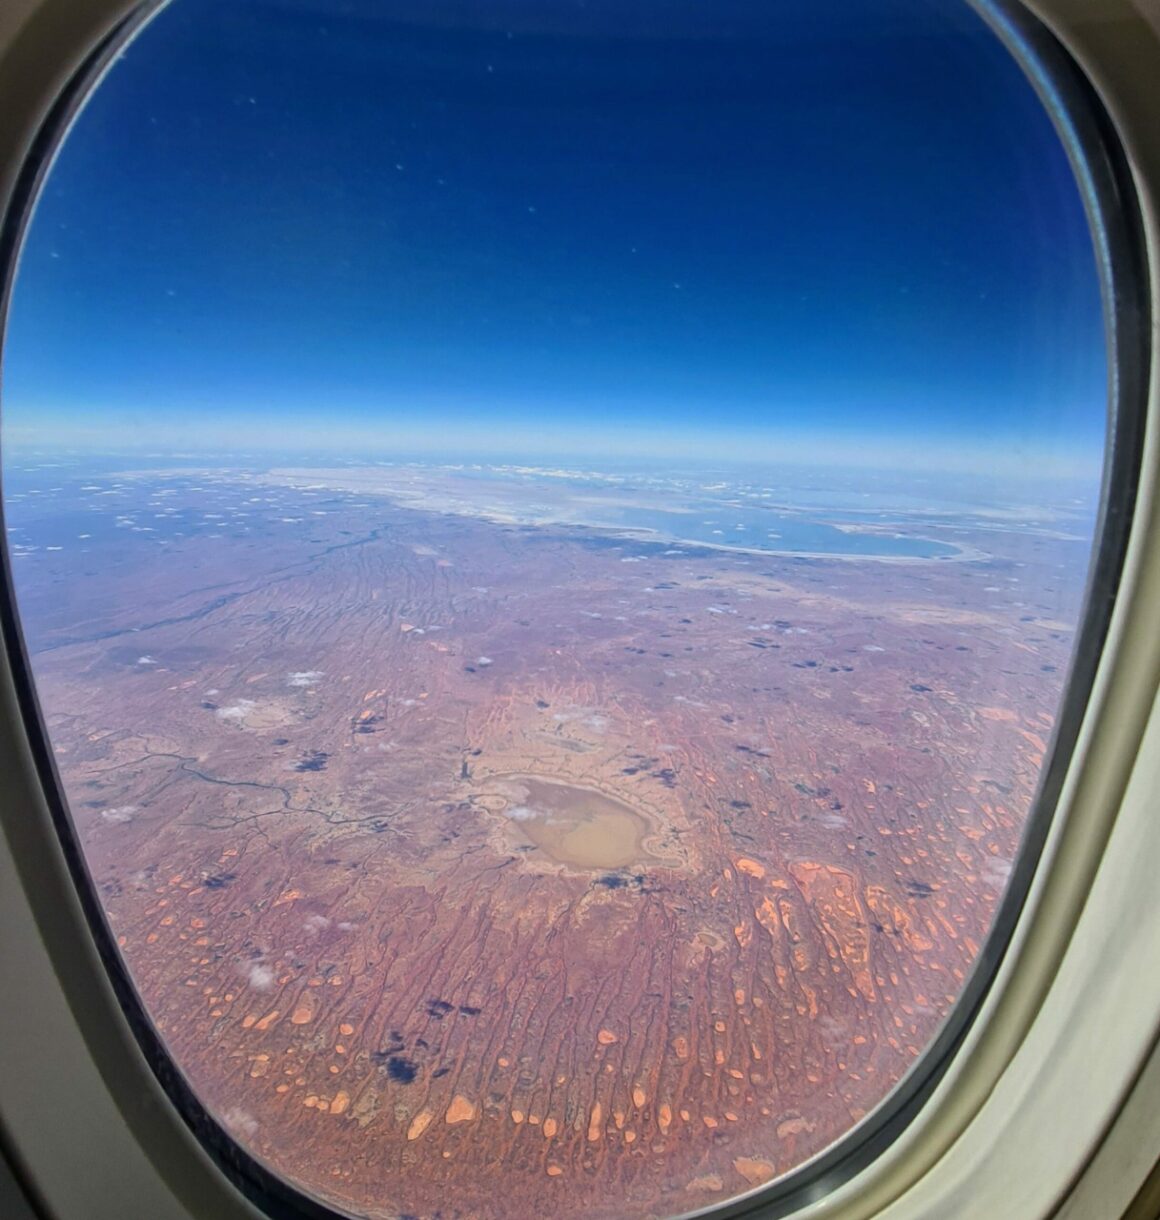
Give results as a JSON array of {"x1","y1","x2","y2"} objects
[{"x1": 5, "y1": 460, "x2": 1090, "y2": 1219}]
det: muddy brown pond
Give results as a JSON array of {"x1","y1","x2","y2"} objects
[{"x1": 486, "y1": 775, "x2": 656, "y2": 869}]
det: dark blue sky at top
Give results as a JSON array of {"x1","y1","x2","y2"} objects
[{"x1": 2, "y1": 0, "x2": 1106, "y2": 468}]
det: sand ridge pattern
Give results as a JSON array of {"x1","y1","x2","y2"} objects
[{"x1": 10, "y1": 466, "x2": 1086, "y2": 1219}]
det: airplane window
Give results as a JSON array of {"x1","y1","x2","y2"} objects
[{"x1": 0, "y1": 1, "x2": 1120, "y2": 1217}]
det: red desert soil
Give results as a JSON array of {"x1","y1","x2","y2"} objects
[{"x1": 24, "y1": 480, "x2": 1078, "y2": 1219}]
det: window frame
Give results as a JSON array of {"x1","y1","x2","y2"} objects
[{"x1": 0, "y1": 1, "x2": 1157, "y2": 1218}]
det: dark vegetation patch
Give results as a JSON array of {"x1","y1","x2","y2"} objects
[
  {"x1": 595, "y1": 873, "x2": 652, "y2": 893},
  {"x1": 294, "y1": 750, "x2": 328, "y2": 772},
  {"x1": 384, "y1": 1056, "x2": 418, "y2": 1083}
]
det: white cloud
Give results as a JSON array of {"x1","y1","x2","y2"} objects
[
  {"x1": 247, "y1": 964, "x2": 275, "y2": 991},
  {"x1": 222, "y1": 1107, "x2": 259, "y2": 1138},
  {"x1": 982, "y1": 855, "x2": 1013, "y2": 887},
  {"x1": 287, "y1": 670, "x2": 323, "y2": 688},
  {"x1": 506, "y1": 805, "x2": 542, "y2": 823},
  {"x1": 101, "y1": 806, "x2": 137, "y2": 824}
]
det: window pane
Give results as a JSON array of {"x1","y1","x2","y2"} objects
[{"x1": 1, "y1": 1, "x2": 1108, "y2": 1217}]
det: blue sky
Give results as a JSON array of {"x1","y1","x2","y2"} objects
[{"x1": 2, "y1": 0, "x2": 1106, "y2": 474}]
